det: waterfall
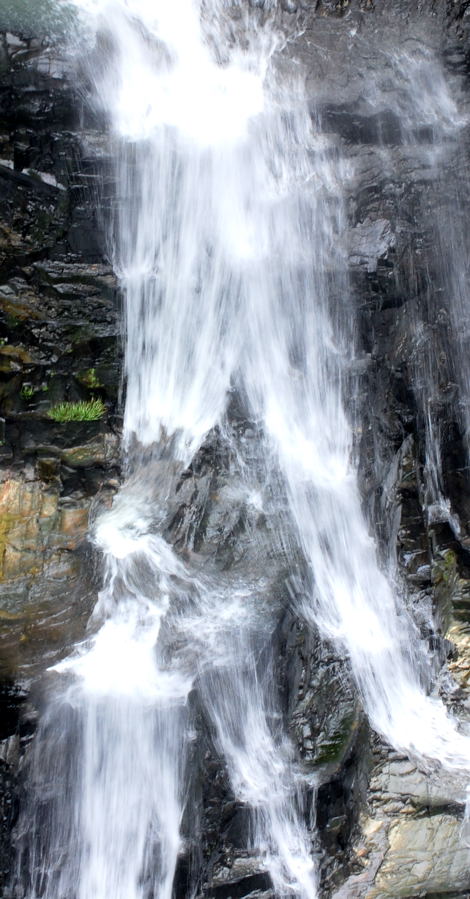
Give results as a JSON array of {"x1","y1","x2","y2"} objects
[
  {"x1": 12, "y1": 2, "x2": 470, "y2": 898},
  {"x1": 351, "y1": 43, "x2": 469, "y2": 529}
]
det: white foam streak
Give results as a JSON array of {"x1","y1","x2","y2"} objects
[
  {"x1": 200, "y1": 631, "x2": 317, "y2": 898},
  {"x1": 71, "y1": 0, "x2": 264, "y2": 145},
  {"x1": 76, "y1": 696, "x2": 185, "y2": 899}
]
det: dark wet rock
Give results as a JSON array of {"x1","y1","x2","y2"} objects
[
  {"x1": 0, "y1": 27, "x2": 119, "y2": 693},
  {"x1": 321, "y1": 106, "x2": 404, "y2": 148},
  {"x1": 0, "y1": 162, "x2": 68, "y2": 271},
  {"x1": 0, "y1": 681, "x2": 23, "y2": 896},
  {"x1": 282, "y1": 615, "x2": 363, "y2": 775},
  {"x1": 0, "y1": 758, "x2": 16, "y2": 895},
  {"x1": 0, "y1": 32, "x2": 110, "y2": 273},
  {"x1": 349, "y1": 218, "x2": 395, "y2": 274}
]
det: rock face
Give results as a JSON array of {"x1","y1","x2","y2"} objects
[
  {"x1": 0, "y1": 28, "x2": 120, "y2": 892},
  {"x1": 2, "y1": 2, "x2": 470, "y2": 898},
  {"x1": 0, "y1": 28, "x2": 120, "y2": 685}
]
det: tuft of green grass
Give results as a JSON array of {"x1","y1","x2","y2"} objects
[{"x1": 47, "y1": 398, "x2": 106, "y2": 422}]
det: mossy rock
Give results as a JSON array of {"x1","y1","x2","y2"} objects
[
  {"x1": 432, "y1": 549, "x2": 459, "y2": 633},
  {"x1": 314, "y1": 708, "x2": 361, "y2": 767},
  {"x1": 60, "y1": 436, "x2": 110, "y2": 468},
  {"x1": 0, "y1": 344, "x2": 34, "y2": 372}
]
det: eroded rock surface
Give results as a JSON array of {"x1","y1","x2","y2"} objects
[{"x1": 0, "y1": 29, "x2": 120, "y2": 893}]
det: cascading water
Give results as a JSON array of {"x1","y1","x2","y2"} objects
[
  {"x1": 355, "y1": 43, "x2": 469, "y2": 529},
  {"x1": 12, "y1": 2, "x2": 470, "y2": 898}
]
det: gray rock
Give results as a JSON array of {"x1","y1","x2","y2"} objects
[
  {"x1": 349, "y1": 218, "x2": 395, "y2": 273},
  {"x1": 370, "y1": 815, "x2": 470, "y2": 897}
]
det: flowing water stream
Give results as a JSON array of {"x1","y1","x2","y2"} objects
[{"x1": 13, "y1": 2, "x2": 470, "y2": 897}]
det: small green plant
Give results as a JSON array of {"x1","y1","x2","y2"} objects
[
  {"x1": 47, "y1": 398, "x2": 106, "y2": 422},
  {"x1": 80, "y1": 367, "x2": 102, "y2": 389},
  {"x1": 21, "y1": 384, "x2": 35, "y2": 399}
]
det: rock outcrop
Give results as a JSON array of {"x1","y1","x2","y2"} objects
[{"x1": 0, "y1": 28, "x2": 120, "y2": 892}]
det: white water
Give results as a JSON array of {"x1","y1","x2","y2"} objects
[
  {"x1": 363, "y1": 45, "x2": 469, "y2": 527},
  {"x1": 15, "y1": 3, "x2": 470, "y2": 898}
]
